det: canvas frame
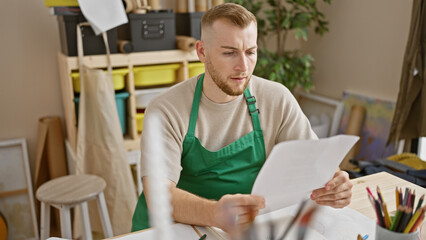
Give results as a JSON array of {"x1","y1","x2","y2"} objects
[
  {"x1": 0, "y1": 138, "x2": 39, "y2": 239},
  {"x1": 296, "y1": 92, "x2": 344, "y2": 137}
]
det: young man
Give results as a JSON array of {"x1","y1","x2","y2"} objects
[{"x1": 132, "y1": 3, "x2": 352, "y2": 233}]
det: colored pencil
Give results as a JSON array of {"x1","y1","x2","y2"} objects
[
  {"x1": 409, "y1": 212, "x2": 425, "y2": 233},
  {"x1": 396, "y1": 187, "x2": 400, "y2": 209},
  {"x1": 367, "y1": 193, "x2": 381, "y2": 225},
  {"x1": 297, "y1": 206, "x2": 317, "y2": 240},
  {"x1": 366, "y1": 187, "x2": 375, "y2": 200},
  {"x1": 375, "y1": 199, "x2": 385, "y2": 227},
  {"x1": 406, "y1": 190, "x2": 412, "y2": 208},
  {"x1": 404, "y1": 207, "x2": 424, "y2": 233},
  {"x1": 399, "y1": 188, "x2": 403, "y2": 208},
  {"x1": 278, "y1": 199, "x2": 308, "y2": 240},
  {"x1": 411, "y1": 190, "x2": 416, "y2": 210},
  {"x1": 367, "y1": 193, "x2": 376, "y2": 208},
  {"x1": 376, "y1": 186, "x2": 384, "y2": 204},
  {"x1": 191, "y1": 225, "x2": 202, "y2": 238},
  {"x1": 390, "y1": 206, "x2": 404, "y2": 231},
  {"x1": 396, "y1": 207, "x2": 412, "y2": 232},
  {"x1": 403, "y1": 188, "x2": 410, "y2": 206},
  {"x1": 382, "y1": 202, "x2": 392, "y2": 229},
  {"x1": 415, "y1": 194, "x2": 424, "y2": 212}
]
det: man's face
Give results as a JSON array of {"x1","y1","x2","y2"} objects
[{"x1": 202, "y1": 19, "x2": 258, "y2": 96}]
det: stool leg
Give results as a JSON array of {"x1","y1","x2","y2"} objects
[
  {"x1": 40, "y1": 202, "x2": 50, "y2": 240},
  {"x1": 80, "y1": 202, "x2": 92, "y2": 240},
  {"x1": 96, "y1": 192, "x2": 113, "y2": 237},
  {"x1": 59, "y1": 206, "x2": 72, "y2": 239}
]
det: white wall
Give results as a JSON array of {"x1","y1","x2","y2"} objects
[
  {"x1": 301, "y1": 0, "x2": 413, "y2": 102},
  {"x1": 0, "y1": 0, "x2": 63, "y2": 179}
]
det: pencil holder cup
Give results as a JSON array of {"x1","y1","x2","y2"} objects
[{"x1": 375, "y1": 225, "x2": 420, "y2": 240}]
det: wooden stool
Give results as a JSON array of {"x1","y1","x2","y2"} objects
[{"x1": 36, "y1": 175, "x2": 113, "y2": 240}]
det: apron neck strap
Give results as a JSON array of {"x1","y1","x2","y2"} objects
[
  {"x1": 243, "y1": 88, "x2": 262, "y2": 131},
  {"x1": 187, "y1": 74, "x2": 204, "y2": 136},
  {"x1": 187, "y1": 74, "x2": 262, "y2": 136}
]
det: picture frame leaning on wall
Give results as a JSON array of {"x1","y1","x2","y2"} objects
[{"x1": 0, "y1": 138, "x2": 39, "y2": 240}]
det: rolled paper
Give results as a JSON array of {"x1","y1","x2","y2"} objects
[
  {"x1": 176, "y1": 0, "x2": 188, "y2": 13},
  {"x1": 339, "y1": 104, "x2": 366, "y2": 170},
  {"x1": 132, "y1": 8, "x2": 148, "y2": 14},
  {"x1": 176, "y1": 35, "x2": 197, "y2": 51},
  {"x1": 195, "y1": 0, "x2": 207, "y2": 12},
  {"x1": 148, "y1": 0, "x2": 160, "y2": 10},
  {"x1": 188, "y1": 0, "x2": 195, "y2": 12},
  {"x1": 345, "y1": 105, "x2": 365, "y2": 155},
  {"x1": 345, "y1": 105, "x2": 366, "y2": 135},
  {"x1": 212, "y1": 0, "x2": 224, "y2": 7},
  {"x1": 123, "y1": 0, "x2": 135, "y2": 13}
]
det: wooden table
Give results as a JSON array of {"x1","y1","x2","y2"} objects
[{"x1": 109, "y1": 172, "x2": 426, "y2": 239}]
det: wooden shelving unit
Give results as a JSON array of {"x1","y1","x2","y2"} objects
[{"x1": 57, "y1": 49, "x2": 199, "y2": 152}]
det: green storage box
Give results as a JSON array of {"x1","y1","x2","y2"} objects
[{"x1": 74, "y1": 92, "x2": 130, "y2": 134}]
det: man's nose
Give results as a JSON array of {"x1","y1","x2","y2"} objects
[{"x1": 234, "y1": 53, "x2": 248, "y2": 72}]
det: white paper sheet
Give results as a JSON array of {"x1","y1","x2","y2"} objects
[
  {"x1": 112, "y1": 223, "x2": 201, "y2": 240},
  {"x1": 252, "y1": 135, "x2": 359, "y2": 213},
  {"x1": 77, "y1": 0, "x2": 127, "y2": 35},
  {"x1": 254, "y1": 202, "x2": 375, "y2": 240}
]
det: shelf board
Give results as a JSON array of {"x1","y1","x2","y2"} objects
[{"x1": 61, "y1": 50, "x2": 200, "y2": 70}]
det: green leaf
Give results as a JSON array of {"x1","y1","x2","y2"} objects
[
  {"x1": 229, "y1": 0, "x2": 330, "y2": 92},
  {"x1": 270, "y1": 72, "x2": 277, "y2": 81},
  {"x1": 297, "y1": 28, "x2": 308, "y2": 40}
]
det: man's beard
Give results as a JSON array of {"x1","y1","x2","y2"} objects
[{"x1": 205, "y1": 59, "x2": 251, "y2": 96}]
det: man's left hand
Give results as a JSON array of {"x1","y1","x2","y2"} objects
[{"x1": 310, "y1": 170, "x2": 353, "y2": 208}]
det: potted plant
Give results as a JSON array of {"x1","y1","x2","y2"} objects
[{"x1": 226, "y1": 0, "x2": 332, "y2": 92}]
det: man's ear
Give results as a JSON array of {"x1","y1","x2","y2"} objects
[{"x1": 196, "y1": 40, "x2": 206, "y2": 63}]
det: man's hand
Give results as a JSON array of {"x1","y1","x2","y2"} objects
[
  {"x1": 310, "y1": 170, "x2": 353, "y2": 208},
  {"x1": 211, "y1": 194, "x2": 265, "y2": 234}
]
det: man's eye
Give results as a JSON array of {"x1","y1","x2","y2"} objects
[
  {"x1": 223, "y1": 52, "x2": 234, "y2": 55},
  {"x1": 247, "y1": 51, "x2": 256, "y2": 55}
]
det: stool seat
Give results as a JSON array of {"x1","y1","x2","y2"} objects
[
  {"x1": 37, "y1": 175, "x2": 106, "y2": 206},
  {"x1": 36, "y1": 174, "x2": 113, "y2": 240}
]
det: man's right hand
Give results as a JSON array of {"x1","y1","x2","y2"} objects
[
  {"x1": 211, "y1": 194, "x2": 265, "y2": 234},
  {"x1": 145, "y1": 178, "x2": 265, "y2": 235}
]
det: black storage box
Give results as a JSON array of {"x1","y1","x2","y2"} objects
[
  {"x1": 129, "y1": 12, "x2": 176, "y2": 52},
  {"x1": 57, "y1": 15, "x2": 118, "y2": 56},
  {"x1": 175, "y1": 12, "x2": 204, "y2": 40}
]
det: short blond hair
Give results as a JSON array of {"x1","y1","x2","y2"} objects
[{"x1": 201, "y1": 3, "x2": 257, "y2": 30}]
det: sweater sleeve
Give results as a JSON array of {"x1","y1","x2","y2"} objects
[{"x1": 275, "y1": 87, "x2": 318, "y2": 143}]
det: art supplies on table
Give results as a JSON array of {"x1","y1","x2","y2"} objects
[{"x1": 366, "y1": 186, "x2": 424, "y2": 240}]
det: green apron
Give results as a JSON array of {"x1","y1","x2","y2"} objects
[{"x1": 131, "y1": 74, "x2": 266, "y2": 231}]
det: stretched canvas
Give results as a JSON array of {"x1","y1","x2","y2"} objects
[
  {"x1": 0, "y1": 138, "x2": 38, "y2": 239},
  {"x1": 338, "y1": 91, "x2": 396, "y2": 161}
]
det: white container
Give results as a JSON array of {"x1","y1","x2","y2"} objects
[
  {"x1": 375, "y1": 225, "x2": 419, "y2": 240},
  {"x1": 134, "y1": 87, "x2": 169, "y2": 109}
]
